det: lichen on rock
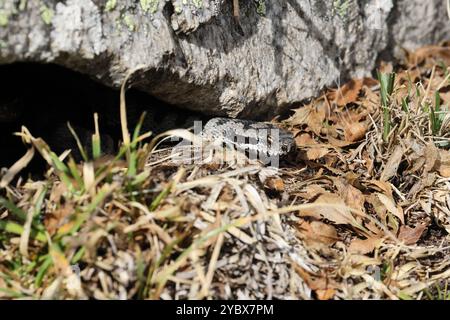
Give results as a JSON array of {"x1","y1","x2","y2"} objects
[{"x1": 0, "y1": 0, "x2": 449, "y2": 118}]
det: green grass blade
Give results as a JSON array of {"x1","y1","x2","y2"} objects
[
  {"x1": 71, "y1": 246, "x2": 86, "y2": 264},
  {"x1": 92, "y1": 113, "x2": 101, "y2": 160},
  {"x1": 67, "y1": 122, "x2": 89, "y2": 162},
  {"x1": 0, "y1": 197, "x2": 27, "y2": 221},
  {"x1": 0, "y1": 220, "x2": 47, "y2": 242},
  {"x1": 35, "y1": 255, "x2": 53, "y2": 288},
  {"x1": 149, "y1": 183, "x2": 173, "y2": 211},
  {"x1": 33, "y1": 185, "x2": 47, "y2": 219},
  {"x1": 377, "y1": 71, "x2": 396, "y2": 143},
  {"x1": 67, "y1": 157, "x2": 84, "y2": 191}
]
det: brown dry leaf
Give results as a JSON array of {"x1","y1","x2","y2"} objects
[
  {"x1": 365, "y1": 220, "x2": 385, "y2": 237},
  {"x1": 287, "y1": 102, "x2": 328, "y2": 136},
  {"x1": 327, "y1": 135, "x2": 356, "y2": 147},
  {"x1": 367, "y1": 180, "x2": 393, "y2": 197},
  {"x1": 328, "y1": 78, "x2": 377, "y2": 106},
  {"x1": 407, "y1": 45, "x2": 450, "y2": 66},
  {"x1": 344, "y1": 172, "x2": 363, "y2": 188},
  {"x1": 297, "y1": 220, "x2": 339, "y2": 248},
  {"x1": 408, "y1": 155, "x2": 426, "y2": 175},
  {"x1": 343, "y1": 121, "x2": 368, "y2": 142},
  {"x1": 349, "y1": 237, "x2": 382, "y2": 254},
  {"x1": 294, "y1": 265, "x2": 337, "y2": 298},
  {"x1": 334, "y1": 178, "x2": 365, "y2": 212},
  {"x1": 307, "y1": 103, "x2": 329, "y2": 136},
  {"x1": 396, "y1": 68, "x2": 421, "y2": 84},
  {"x1": 49, "y1": 182, "x2": 68, "y2": 204},
  {"x1": 380, "y1": 145, "x2": 404, "y2": 181},
  {"x1": 379, "y1": 61, "x2": 393, "y2": 73},
  {"x1": 316, "y1": 288, "x2": 336, "y2": 300},
  {"x1": 306, "y1": 146, "x2": 330, "y2": 160},
  {"x1": 424, "y1": 143, "x2": 439, "y2": 174},
  {"x1": 398, "y1": 224, "x2": 427, "y2": 245},
  {"x1": 44, "y1": 204, "x2": 75, "y2": 235},
  {"x1": 362, "y1": 151, "x2": 374, "y2": 174},
  {"x1": 295, "y1": 133, "x2": 317, "y2": 147},
  {"x1": 330, "y1": 108, "x2": 366, "y2": 124},
  {"x1": 437, "y1": 165, "x2": 450, "y2": 177},
  {"x1": 265, "y1": 177, "x2": 285, "y2": 192},
  {"x1": 218, "y1": 185, "x2": 234, "y2": 202},
  {"x1": 436, "y1": 149, "x2": 450, "y2": 177},
  {"x1": 376, "y1": 193, "x2": 404, "y2": 224},
  {"x1": 299, "y1": 185, "x2": 328, "y2": 200},
  {"x1": 56, "y1": 217, "x2": 78, "y2": 236},
  {"x1": 299, "y1": 192, "x2": 355, "y2": 225},
  {"x1": 367, "y1": 194, "x2": 387, "y2": 223},
  {"x1": 286, "y1": 104, "x2": 312, "y2": 127},
  {"x1": 49, "y1": 246, "x2": 71, "y2": 274}
]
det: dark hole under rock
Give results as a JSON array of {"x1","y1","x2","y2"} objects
[{"x1": 0, "y1": 63, "x2": 204, "y2": 175}]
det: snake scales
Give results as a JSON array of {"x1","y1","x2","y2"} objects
[{"x1": 201, "y1": 117, "x2": 295, "y2": 157}]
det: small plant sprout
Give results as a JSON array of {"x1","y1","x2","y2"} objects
[
  {"x1": 377, "y1": 71, "x2": 396, "y2": 143},
  {"x1": 92, "y1": 113, "x2": 101, "y2": 160}
]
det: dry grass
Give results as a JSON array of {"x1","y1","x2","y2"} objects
[{"x1": 1, "y1": 43, "x2": 450, "y2": 300}]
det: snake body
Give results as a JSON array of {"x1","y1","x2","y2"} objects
[{"x1": 202, "y1": 117, "x2": 295, "y2": 157}]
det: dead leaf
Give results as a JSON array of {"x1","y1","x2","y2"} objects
[
  {"x1": 219, "y1": 185, "x2": 234, "y2": 202},
  {"x1": 299, "y1": 192, "x2": 356, "y2": 225},
  {"x1": 327, "y1": 135, "x2": 356, "y2": 147},
  {"x1": 398, "y1": 224, "x2": 427, "y2": 245},
  {"x1": 380, "y1": 145, "x2": 404, "y2": 181},
  {"x1": 298, "y1": 185, "x2": 328, "y2": 200},
  {"x1": 49, "y1": 246, "x2": 71, "y2": 274},
  {"x1": 328, "y1": 78, "x2": 377, "y2": 107},
  {"x1": 294, "y1": 264, "x2": 338, "y2": 298},
  {"x1": 407, "y1": 45, "x2": 450, "y2": 66},
  {"x1": 376, "y1": 193, "x2": 404, "y2": 224},
  {"x1": 308, "y1": 103, "x2": 329, "y2": 136},
  {"x1": 344, "y1": 121, "x2": 367, "y2": 142},
  {"x1": 297, "y1": 220, "x2": 339, "y2": 248},
  {"x1": 286, "y1": 104, "x2": 312, "y2": 127},
  {"x1": 287, "y1": 102, "x2": 329, "y2": 136},
  {"x1": 265, "y1": 177, "x2": 285, "y2": 192},
  {"x1": 331, "y1": 79, "x2": 363, "y2": 106},
  {"x1": 316, "y1": 288, "x2": 336, "y2": 300},
  {"x1": 365, "y1": 220, "x2": 385, "y2": 237},
  {"x1": 334, "y1": 178, "x2": 365, "y2": 213},
  {"x1": 295, "y1": 133, "x2": 317, "y2": 147},
  {"x1": 49, "y1": 182, "x2": 68, "y2": 204},
  {"x1": 44, "y1": 204, "x2": 75, "y2": 235},
  {"x1": 306, "y1": 146, "x2": 330, "y2": 160},
  {"x1": 437, "y1": 149, "x2": 450, "y2": 177},
  {"x1": 0, "y1": 148, "x2": 35, "y2": 188},
  {"x1": 424, "y1": 143, "x2": 439, "y2": 174},
  {"x1": 367, "y1": 194, "x2": 387, "y2": 222},
  {"x1": 362, "y1": 151, "x2": 374, "y2": 175},
  {"x1": 367, "y1": 180, "x2": 393, "y2": 197},
  {"x1": 379, "y1": 61, "x2": 393, "y2": 74},
  {"x1": 349, "y1": 237, "x2": 382, "y2": 254}
]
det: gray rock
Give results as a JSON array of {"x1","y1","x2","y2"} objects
[{"x1": 0, "y1": 0, "x2": 449, "y2": 118}]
